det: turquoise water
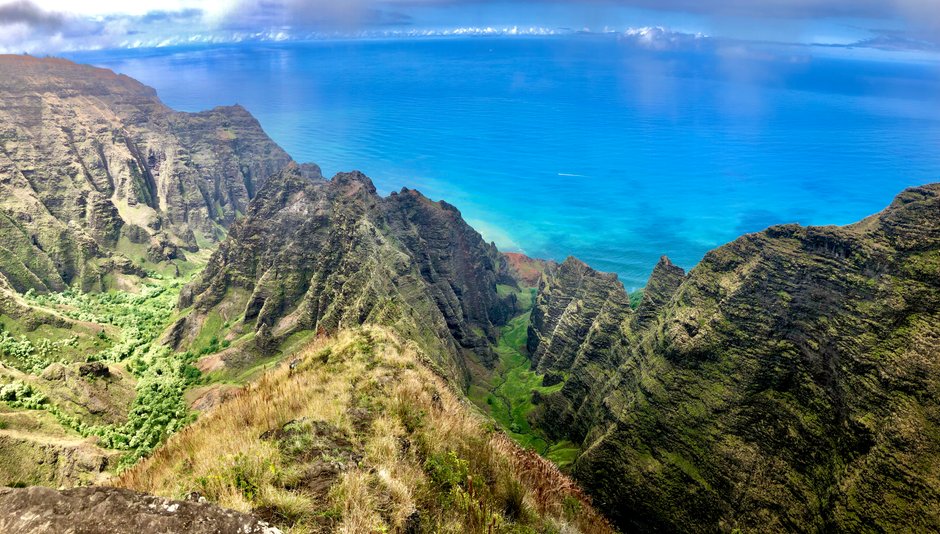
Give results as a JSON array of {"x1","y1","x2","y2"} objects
[{"x1": 68, "y1": 37, "x2": 940, "y2": 289}]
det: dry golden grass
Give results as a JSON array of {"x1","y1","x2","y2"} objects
[{"x1": 115, "y1": 326, "x2": 614, "y2": 533}]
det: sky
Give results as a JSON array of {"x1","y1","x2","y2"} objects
[{"x1": 0, "y1": 0, "x2": 938, "y2": 54}]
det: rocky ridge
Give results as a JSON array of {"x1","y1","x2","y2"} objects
[
  {"x1": 0, "y1": 486, "x2": 281, "y2": 533},
  {"x1": 177, "y1": 163, "x2": 514, "y2": 382},
  {"x1": 528, "y1": 184, "x2": 940, "y2": 532}
]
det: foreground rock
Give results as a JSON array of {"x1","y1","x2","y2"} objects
[{"x1": 0, "y1": 486, "x2": 280, "y2": 533}]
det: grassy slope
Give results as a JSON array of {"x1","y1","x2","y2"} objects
[
  {"x1": 1, "y1": 264, "x2": 599, "y2": 526},
  {"x1": 116, "y1": 326, "x2": 613, "y2": 534}
]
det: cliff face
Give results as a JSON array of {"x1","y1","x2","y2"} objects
[
  {"x1": 528, "y1": 184, "x2": 940, "y2": 532},
  {"x1": 179, "y1": 163, "x2": 512, "y2": 381},
  {"x1": 0, "y1": 55, "x2": 291, "y2": 292},
  {"x1": 3, "y1": 56, "x2": 939, "y2": 533}
]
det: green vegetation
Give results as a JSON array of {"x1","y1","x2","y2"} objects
[
  {"x1": 470, "y1": 286, "x2": 576, "y2": 465},
  {"x1": 629, "y1": 288, "x2": 644, "y2": 309},
  {"x1": 498, "y1": 284, "x2": 537, "y2": 311},
  {"x1": 0, "y1": 276, "x2": 212, "y2": 469},
  {"x1": 0, "y1": 380, "x2": 48, "y2": 409},
  {"x1": 545, "y1": 441, "x2": 581, "y2": 469},
  {"x1": 0, "y1": 327, "x2": 77, "y2": 373},
  {"x1": 90, "y1": 346, "x2": 201, "y2": 467},
  {"x1": 24, "y1": 280, "x2": 178, "y2": 366}
]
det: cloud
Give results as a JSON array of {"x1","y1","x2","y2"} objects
[
  {"x1": 0, "y1": 0, "x2": 64, "y2": 29},
  {"x1": 137, "y1": 8, "x2": 204, "y2": 24},
  {"x1": 221, "y1": 0, "x2": 417, "y2": 31},
  {"x1": 0, "y1": 0, "x2": 214, "y2": 53},
  {"x1": 1, "y1": 0, "x2": 938, "y2": 54}
]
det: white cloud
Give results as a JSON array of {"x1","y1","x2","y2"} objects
[
  {"x1": 0, "y1": 0, "x2": 936, "y2": 54},
  {"x1": 29, "y1": 0, "x2": 231, "y2": 18}
]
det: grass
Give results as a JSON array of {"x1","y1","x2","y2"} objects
[
  {"x1": 497, "y1": 284, "x2": 537, "y2": 310},
  {"x1": 470, "y1": 286, "x2": 577, "y2": 465},
  {"x1": 116, "y1": 327, "x2": 614, "y2": 534},
  {"x1": 190, "y1": 310, "x2": 225, "y2": 356},
  {"x1": 546, "y1": 441, "x2": 581, "y2": 469}
]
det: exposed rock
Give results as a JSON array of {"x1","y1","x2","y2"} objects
[
  {"x1": 528, "y1": 257, "x2": 632, "y2": 373},
  {"x1": 78, "y1": 362, "x2": 109, "y2": 378},
  {"x1": 0, "y1": 431, "x2": 117, "y2": 488},
  {"x1": 541, "y1": 372, "x2": 563, "y2": 387},
  {"x1": 504, "y1": 252, "x2": 552, "y2": 287},
  {"x1": 631, "y1": 255, "x2": 685, "y2": 329},
  {"x1": 527, "y1": 184, "x2": 940, "y2": 532},
  {"x1": 0, "y1": 486, "x2": 281, "y2": 533},
  {"x1": 0, "y1": 55, "x2": 291, "y2": 291}
]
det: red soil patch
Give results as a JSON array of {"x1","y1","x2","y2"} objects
[{"x1": 504, "y1": 252, "x2": 549, "y2": 287}]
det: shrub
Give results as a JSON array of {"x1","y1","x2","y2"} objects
[
  {"x1": 0, "y1": 381, "x2": 48, "y2": 409},
  {"x1": 499, "y1": 477, "x2": 528, "y2": 521},
  {"x1": 424, "y1": 450, "x2": 469, "y2": 491},
  {"x1": 230, "y1": 453, "x2": 262, "y2": 501}
]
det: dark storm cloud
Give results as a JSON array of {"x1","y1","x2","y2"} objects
[{"x1": 0, "y1": 0, "x2": 64, "y2": 29}]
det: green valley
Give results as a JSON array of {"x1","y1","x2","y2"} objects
[{"x1": 468, "y1": 286, "x2": 580, "y2": 469}]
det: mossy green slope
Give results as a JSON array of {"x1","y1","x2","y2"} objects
[
  {"x1": 528, "y1": 184, "x2": 940, "y2": 532},
  {"x1": 467, "y1": 285, "x2": 578, "y2": 467}
]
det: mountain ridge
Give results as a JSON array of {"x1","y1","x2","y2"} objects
[
  {"x1": 528, "y1": 183, "x2": 940, "y2": 532},
  {"x1": 176, "y1": 162, "x2": 514, "y2": 385},
  {"x1": 0, "y1": 54, "x2": 291, "y2": 292}
]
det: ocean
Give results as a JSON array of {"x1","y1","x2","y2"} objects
[{"x1": 67, "y1": 36, "x2": 940, "y2": 289}]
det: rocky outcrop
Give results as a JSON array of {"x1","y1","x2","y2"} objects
[
  {"x1": 0, "y1": 55, "x2": 291, "y2": 292},
  {"x1": 631, "y1": 255, "x2": 685, "y2": 329},
  {"x1": 504, "y1": 252, "x2": 552, "y2": 287},
  {"x1": 525, "y1": 257, "x2": 634, "y2": 443},
  {"x1": 0, "y1": 431, "x2": 118, "y2": 488},
  {"x1": 528, "y1": 257, "x2": 632, "y2": 373},
  {"x1": 0, "y1": 486, "x2": 280, "y2": 533},
  {"x1": 527, "y1": 184, "x2": 940, "y2": 532},
  {"x1": 179, "y1": 163, "x2": 512, "y2": 381}
]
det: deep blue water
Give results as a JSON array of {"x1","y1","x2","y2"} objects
[{"x1": 67, "y1": 37, "x2": 940, "y2": 289}]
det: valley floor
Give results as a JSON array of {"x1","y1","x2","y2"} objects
[{"x1": 467, "y1": 287, "x2": 580, "y2": 469}]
